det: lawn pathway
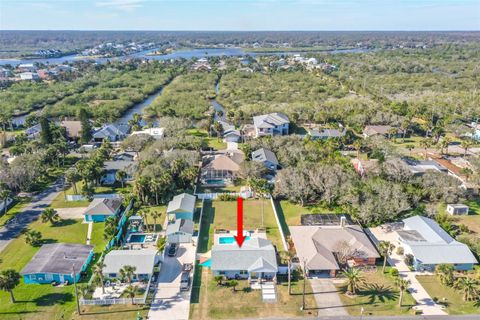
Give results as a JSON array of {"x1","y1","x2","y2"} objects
[
  {"x1": 86, "y1": 222, "x2": 93, "y2": 245},
  {"x1": 0, "y1": 179, "x2": 63, "y2": 253}
]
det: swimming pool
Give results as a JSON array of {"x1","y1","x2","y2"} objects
[
  {"x1": 129, "y1": 234, "x2": 146, "y2": 243},
  {"x1": 219, "y1": 236, "x2": 250, "y2": 244},
  {"x1": 204, "y1": 179, "x2": 225, "y2": 185},
  {"x1": 199, "y1": 259, "x2": 211, "y2": 267}
]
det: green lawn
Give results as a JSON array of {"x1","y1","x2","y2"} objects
[
  {"x1": 0, "y1": 218, "x2": 108, "y2": 320},
  {"x1": 187, "y1": 129, "x2": 227, "y2": 150},
  {"x1": 277, "y1": 200, "x2": 344, "y2": 227},
  {"x1": 0, "y1": 197, "x2": 32, "y2": 227},
  {"x1": 190, "y1": 265, "x2": 317, "y2": 319},
  {"x1": 336, "y1": 268, "x2": 416, "y2": 316},
  {"x1": 74, "y1": 304, "x2": 149, "y2": 320},
  {"x1": 202, "y1": 199, "x2": 284, "y2": 250},
  {"x1": 416, "y1": 275, "x2": 480, "y2": 315}
]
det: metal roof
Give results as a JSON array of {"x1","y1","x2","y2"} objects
[
  {"x1": 166, "y1": 193, "x2": 196, "y2": 214},
  {"x1": 253, "y1": 113, "x2": 289, "y2": 129},
  {"x1": 166, "y1": 219, "x2": 194, "y2": 235},
  {"x1": 103, "y1": 249, "x2": 158, "y2": 275},
  {"x1": 21, "y1": 243, "x2": 93, "y2": 275}
]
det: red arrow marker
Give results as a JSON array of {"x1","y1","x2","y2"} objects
[{"x1": 234, "y1": 197, "x2": 246, "y2": 248}]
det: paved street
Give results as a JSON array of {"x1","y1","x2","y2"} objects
[
  {"x1": 148, "y1": 242, "x2": 197, "y2": 320},
  {"x1": 309, "y1": 278, "x2": 348, "y2": 317},
  {"x1": 368, "y1": 227, "x2": 448, "y2": 316},
  {"x1": 0, "y1": 180, "x2": 63, "y2": 253}
]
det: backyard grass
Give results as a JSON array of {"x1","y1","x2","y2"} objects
[
  {"x1": 0, "y1": 197, "x2": 32, "y2": 227},
  {"x1": 416, "y1": 275, "x2": 480, "y2": 315},
  {"x1": 277, "y1": 200, "x2": 343, "y2": 227},
  {"x1": 201, "y1": 199, "x2": 284, "y2": 250},
  {"x1": 336, "y1": 268, "x2": 416, "y2": 316},
  {"x1": 0, "y1": 218, "x2": 107, "y2": 320},
  {"x1": 438, "y1": 200, "x2": 480, "y2": 234},
  {"x1": 73, "y1": 304, "x2": 149, "y2": 320},
  {"x1": 190, "y1": 265, "x2": 317, "y2": 319},
  {"x1": 187, "y1": 128, "x2": 227, "y2": 150}
]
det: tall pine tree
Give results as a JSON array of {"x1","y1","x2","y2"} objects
[{"x1": 78, "y1": 108, "x2": 92, "y2": 144}]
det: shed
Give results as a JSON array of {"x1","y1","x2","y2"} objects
[{"x1": 446, "y1": 204, "x2": 469, "y2": 216}]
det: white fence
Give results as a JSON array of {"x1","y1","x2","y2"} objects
[
  {"x1": 270, "y1": 197, "x2": 289, "y2": 251},
  {"x1": 80, "y1": 297, "x2": 145, "y2": 306},
  {"x1": 65, "y1": 193, "x2": 121, "y2": 202},
  {"x1": 195, "y1": 192, "x2": 240, "y2": 200}
]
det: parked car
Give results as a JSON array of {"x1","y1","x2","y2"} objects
[
  {"x1": 167, "y1": 243, "x2": 178, "y2": 257},
  {"x1": 180, "y1": 264, "x2": 192, "y2": 291}
]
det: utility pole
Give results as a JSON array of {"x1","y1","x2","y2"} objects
[{"x1": 72, "y1": 265, "x2": 81, "y2": 316}]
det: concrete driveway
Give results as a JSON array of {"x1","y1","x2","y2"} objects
[
  {"x1": 309, "y1": 278, "x2": 348, "y2": 316},
  {"x1": 148, "y1": 242, "x2": 196, "y2": 320},
  {"x1": 55, "y1": 207, "x2": 87, "y2": 219},
  {"x1": 368, "y1": 226, "x2": 447, "y2": 316}
]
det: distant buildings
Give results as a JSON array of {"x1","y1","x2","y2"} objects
[
  {"x1": 93, "y1": 124, "x2": 129, "y2": 142},
  {"x1": 130, "y1": 127, "x2": 165, "y2": 140},
  {"x1": 201, "y1": 149, "x2": 244, "y2": 185},
  {"x1": 19, "y1": 72, "x2": 39, "y2": 80},
  {"x1": 363, "y1": 125, "x2": 396, "y2": 138},
  {"x1": 307, "y1": 128, "x2": 345, "y2": 140},
  {"x1": 402, "y1": 158, "x2": 448, "y2": 176}
]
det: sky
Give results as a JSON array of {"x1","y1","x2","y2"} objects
[{"x1": 0, "y1": 0, "x2": 479, "y2": 31}]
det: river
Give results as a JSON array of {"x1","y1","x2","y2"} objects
[{"x1": 0, "y1": 47, "x2": 373, "y2": 66}]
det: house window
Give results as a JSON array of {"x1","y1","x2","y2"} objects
[
  {"x1": 109, "y1": 273, "x2": 117, "y2": 278},
  {"x1": 239, "y1": 270, "x2": 248, "y2": 275},
  {"x1": 219, "y1": 271, "x2": 226, "y2": 275}
]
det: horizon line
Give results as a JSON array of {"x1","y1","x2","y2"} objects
[{"x1": 1, "y1": 29, "x2": 480, "y2": 32}]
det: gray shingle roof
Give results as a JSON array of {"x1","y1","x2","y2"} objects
[
  {"x1": 252, "y1": 148, "x2": 279, "y2": 166},
  {"x1": 21, "y1": 243, "x2": 93, "y2": 275},
  {"x1": 166, "y1": 193, "x2": 196, "y2": 214},
  {"x1": 93, "y1": 124, "x2": 129, "y2": 139},
  {"x1": 84, "y1": 197, "x2": 122, "y2": 216},
  {"x1": 103, "y1": 250, "x2": 158, "y2": 275},
  {"x1": 308, "y1": 128, "x2": 345, "y2": 139},
  {"x1": 253, "y1": 113, "x2": 289, "y2": 129},
  {"x1": 166, "y1": 219, "x2": 194, "y2": 235},
  {"x1": 211, "y1": 237, "x2": 278, "y2": 273},
  {"x1": 401, "y1": 215, "x2": 478, "y2": 265}
]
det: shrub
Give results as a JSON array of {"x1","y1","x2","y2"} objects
[
  {"x1": 396, "y1": 246, "x2": 404, "y2": 255},
  {"x1": 404, "y1": 254, "x2": 414, "y2": 266},
  {"x1": 217, "y1": 194, "x2": 237, "y2": 201},
  {"x1": 389, "y1": 268, "x2": 399, "y2": 278}
]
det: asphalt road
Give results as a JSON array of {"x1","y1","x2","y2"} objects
[{"x1": 0, "y1": 179, "x2": 63, "y2": 253}]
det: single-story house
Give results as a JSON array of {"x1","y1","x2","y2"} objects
[
  {"x1": 100, "y1": 153, "x2": 137, "y2": 185},
  {"x1": 211, "y1": 237, "x2": 278, "y2": 282},
  {"x1": 93, "y1": 124, "x2": 129, "y2": 142},
  {"x1": 307, "y1": 128, "x2": 345, "y2": 140},
  {"x1": 166, "y1": 219, "x2": 194, "y2": 244},
  {"x1": 103, "y1": 249, "x2": 159, "y2": 281},
  {"x1": 21, "y1": 243, "x2": 94, "y2": 284},
  {"x1": 201, "y1": 150, "x2": 244, "y2": 185},
  {"x1": 25, "y1": 124, "x2": 42, "y2": 139},
  {"x1": 60, "y1": 120, "x2": 83, "y2": 141},
  {"x1": 167, "y1": 193, "x2": 196, "y2": 221},
  {"x1": 19, "y1": 72, "x2": 39, "y2": 80},
  {"x1": 253, "y1": 113, "x2": 289, "y2": 138},
  {"x1": 446, "y1": 204, "x2": 469, "y2": 215},
  {"x1": 223, "y1": 128, "x2": 241, "y2": 143},
  {"x1": 290, "y1": 223, "x2": 380, "y2": 277},
  {"x1": 363, "y1": 125, "x2": 396, "y2": 138},
  {"x1": 130, "y1": 127, "x2": 165, "y2": 140},
  {"x1": 402, "y1": 158, "x2": 448, "y2": 176},
  {"x1": 398, "y1": 215, "x2": 478, "y2": 271},
  {"x1": 83, "y1": 197, "x2": 123, "y2": 222},
  {"x1": 252, "y1": 148, "x2": 279, "y2": 171}
]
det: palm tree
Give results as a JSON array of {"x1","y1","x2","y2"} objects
[
  {"x1": 140, "y1": 210, "x2": 150, "y2": 232},
  {"x1": 435, "y1": 264, "x2": 455, "y2": 286},
  {"x1": 0, "y1": 269, "x2": 20, "y2": 303},
  {"x1": 454, "y1": 277, "x2": 479, "y2": 302},
  {"x1": 124, "y1": 285, "x2": 136, "y2": 304},
  {"x1": 461, "y1": 140, "x2": 473, "y2": 157},
  {"x1": 379, "y1": 241, "x2": 395, "y2": 273},
  {"x1": 93, "y1": 262, "x2": 106, "y2": 294},
  {"x1": 419, "y1": 138, "x2": 433, "y2": 160},
  {"x1": 214, "y1": 275, "x2": 224, "y2": 286},
  {"x1": 439, "y1": 137, "x2": 451, "y2": 155},
  {"x1": 279, "y1": 251, "x2": 294, "y2": 294},
  {"x1": 24, "y1": 230, "x2": 42, "y2": 246},
  {"x1": 65, "y1": 169, "x2": 81, "y2": 195},
  {"x1": 353, "y1": 139, "x2": 363, "y2": 158},
  {"x1": 156, "y1": 236, "x2": 166, "y2": 253},
  {"x1": 395, "y1": 277, "x2": 411, "y2": 306},
  {"x1": 151, "y1": 211, "x2": 161, "y2": 232},
  {"x1": 40, "y1": 208, "x2": 60, "y2": 225},
  {"x1": 115, "y1": 170, "x2": 127, "y2": 188},
  {"x1": 120, "y1": 265, "x2": 136, "y2": 283},
  {"x1": 228, "y1": 280, "x2": 238, "y2": 292},
  {"x1": 460, "y1": 168, "x2": 474, "y2": 181},
  {"x1": 342, "y1": 268, "x2": 364, "y2": 295}
]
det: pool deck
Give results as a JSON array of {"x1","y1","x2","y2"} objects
[{"x1": 213, "y1": 230, "x2": 267, "y2": 245}]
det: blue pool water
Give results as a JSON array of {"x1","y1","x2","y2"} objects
[
  {"x1": 199, "y1": 259, "x2": 211, "y2": 267},
  {"x1": 129, "y1": 234, "x2": 146, "y2": 243},
  {"x1": 219, "y1": 236, "x2": 250, "y2": 244},
  {"x1": 205, "y1": 179, "x2": 225, "y2": 185}
]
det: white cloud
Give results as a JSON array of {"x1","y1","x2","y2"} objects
[{"x1": 95, "y1": 0, "x2": 144, "y2": 12}]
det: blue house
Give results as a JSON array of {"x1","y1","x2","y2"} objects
[
  {"x1": 167, "y1": 193, "x2": 196, "y2": 221},
  {"x1": 83, "y1": 197, "x2": 123, "y2": 222},
  {"x1": 21, "y1": 243, "x2": 94, "y2": 284}
]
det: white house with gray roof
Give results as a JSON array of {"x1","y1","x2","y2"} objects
[
  {"x1": 211, "y1": 237, "x2": 278, "y2": 282},
  {"x1": 253, "y1": 113, "x2": 289, "y2": 138},
  {"x1": 103, "y1": 249, "x2": 159, "y2": 281},
  {"x1": 166, "y1": 219, "x2": 194, "y2": 243},
  {"x1": 252, "y1": 148, "x2": 279, "y2": 171},
  {"x1": 167, "y1": 193, "x2": 196, "y2": 221},
  {"x1": 398, "y1": 215, "x2": 477, "y2": 271}
]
